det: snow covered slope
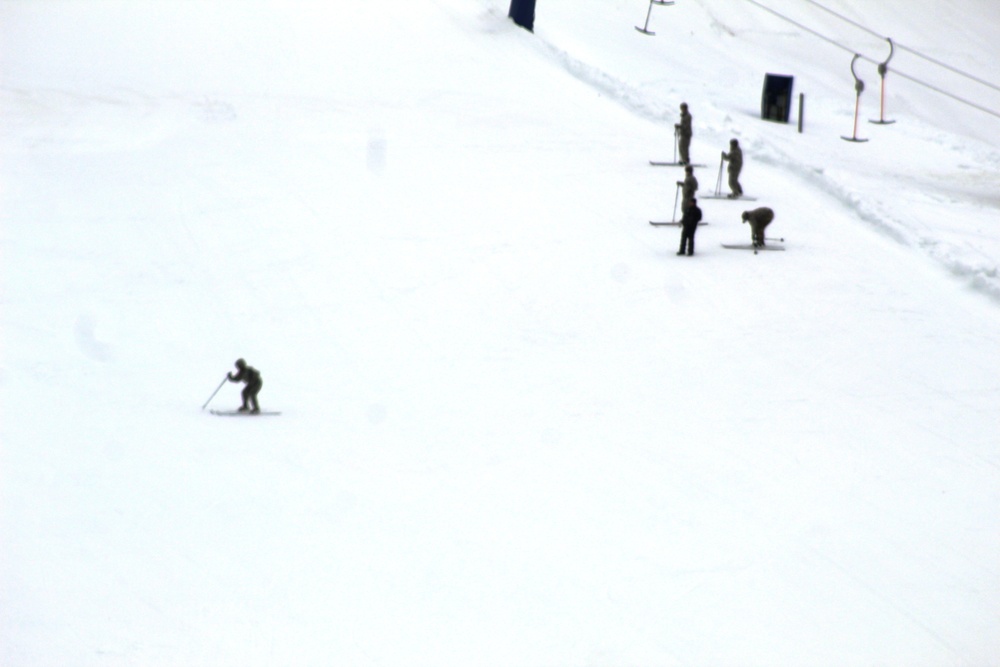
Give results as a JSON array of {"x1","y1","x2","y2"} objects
[
  {"x1": 2, "y1": 1, "x2": 999, "y2": 665},
  {"x1": 534, "y1": 0, "x2": 1000, "y2": 298}
]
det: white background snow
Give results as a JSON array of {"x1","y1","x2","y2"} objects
[{"x1": 2, "y1": 0, "x2": 1000, "y2": 664}]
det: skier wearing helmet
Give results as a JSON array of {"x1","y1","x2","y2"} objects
[{"x1": 227, "y1": 358, "x2": 263, "y2": 413}]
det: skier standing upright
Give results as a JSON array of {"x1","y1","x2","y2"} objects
[
  {"x1": 675, "y1": 102, "x2": 693, "y2": 165},
  {"x1": 677, "y1": 164, "x2": 698, "y2": 211},
  {"x1": 678, "y1": 198, "x2": 703, "y2": 256},
  {"x1": 722, "y1": 138, "x2": 743, "y2": 198}
]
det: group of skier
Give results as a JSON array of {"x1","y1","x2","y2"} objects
[
  {"x1": 212, "y1": 103, "x2": 778, "y2": 414},
  {"x1": 671, "y1": 102, "x2": 774, "y2": 256}
]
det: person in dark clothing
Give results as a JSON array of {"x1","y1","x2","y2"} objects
[
  {"x1": 722, "y1": 138, "x2": 743, "y2": 198},
  {"x1": 742, "y1": 207, "x2": 775, "y2": 247},
  {"x1": 675, "y1": 102, "x2": 693, "y2": 165},
  {"x1": 228, "y1": 358, "x2": 263, "y2": 413},
  {"x1": 677, "y1": 198, "x2": 703, "y2": 256}
]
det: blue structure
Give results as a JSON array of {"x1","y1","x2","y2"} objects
[{"x1": 509, "y1": 0, "x2": 535, "y2": 31}]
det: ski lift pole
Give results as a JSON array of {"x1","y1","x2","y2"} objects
[
  {"x1": 870, "y1": 38, "x2": 896, "y2": 124},
  {"x1": 635, "y1": 0, "x2": 675, "y2": 35},
  {"x1": 201, "y1": 376, "x2": 228, "y2": 410},
  {"x1": 636, "y1": 0, "x2": 655, "y2": 35},
  {"x1": 841, "y1": 54, "x2": 869, "y2": 143}
]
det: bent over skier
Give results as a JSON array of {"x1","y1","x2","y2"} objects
[
  {"x1": 742, "y1": 207, "x2": 774, "y2": 247},
  {"x1": 228, "y1": 358, "x2": 263, "y2": 413}
]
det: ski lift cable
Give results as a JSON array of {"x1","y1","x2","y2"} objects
[
  {"x1": 741, "y1": 0, "x2": 1000, "y2": 121},
  {"x1": 799, "y1": 0, "x2": 1000, "y2": 94}
]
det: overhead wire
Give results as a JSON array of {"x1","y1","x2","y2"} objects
[
  {"x1": 799, "y1": 0, "x2": 1000, "y2": 94},
  {"x1": 740, "y1": 0, "x2": 1000, "y2": 121}
]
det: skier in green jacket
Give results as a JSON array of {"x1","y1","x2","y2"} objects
[
  {"x1": 722, "y1": 138, "x2": 743, "y2": 198},
  {"x1": 742, "y1": 207, "x2": 774, "y2": 247},
  {"x1": 675, "y1": 102, "x2": 693, "y2": 165},
  {"x1": 228, "y1": 358, "x2": 263, "y2": 413},
  {"x1": 677, "y1": 165, "x2": 698, "y2": 211}
]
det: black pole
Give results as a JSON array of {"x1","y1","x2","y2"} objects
[{"x1": 509, "y1": 0, "x2": 536, "y2": 32}]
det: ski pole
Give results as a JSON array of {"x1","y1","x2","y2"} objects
[
  {"x1": 672, "y1": 182, "x2": 681, "y2": 222},
  {"x1": 715, "y1": 156, "x2": 724, "y2": 196},
  {"x1": 202, "y1": 376, "x2": 228, "y2": 410},
  {"x1": 765, "y1": 236, "x2": 785, "y2": 243},
  {"x1": 673, "y1": 126, "x2": 679, "y2": 164}
]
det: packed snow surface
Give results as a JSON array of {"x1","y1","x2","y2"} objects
[{"x1": 3, "y1": 0, "x2": 999, "y2": 665}]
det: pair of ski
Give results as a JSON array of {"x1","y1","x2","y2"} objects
[
  {"x1": 649, "y1": 221, "x2": 786, "y2": 253},
  {"x1": 650, "y1": 229, "x2": 785, "y2": 253},
  {"x1": 649, "y1": 160, "x2": 706, "y2": 168},
  {"x1": 721, "y1": 238, "x2": 786, "y2": 254},
  {"x1": 649, "y1": 161, "x2": 758, "y2": 201},
  {"x1": 648, "y1": 235, "x2": 785, "y2": 252},
  {"x1": 210, "y1": 409, "x2": 281, "y2": 417},
  {"x1": 700, "y1": 193, "x2": 757, "y2": 201},
  {"x1": 649, "y1": 194, "x2": 756, "y2": 226},
  {"x1": 649, "y1": 220, "x2": 707, "y2": 226}
]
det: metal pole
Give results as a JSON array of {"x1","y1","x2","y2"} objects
[
  {"x1": 201, "y1": 376, "x2": 228, "y2": 410},
  {"x1": 870, "y1": 38, "x2": 896, "y2": 125},
  {"x1": 852, "y1": 94, "x2": 861, "y2": 138},
  {"x1": 798, "y1": 93, "x2": 804, "y2": 133},
  {"x1": 672, "y1": 182, "x2": 681, "y2": 222},
  {"x1": 841, "y1": 55, "x2": 869, "y2": 142}
]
